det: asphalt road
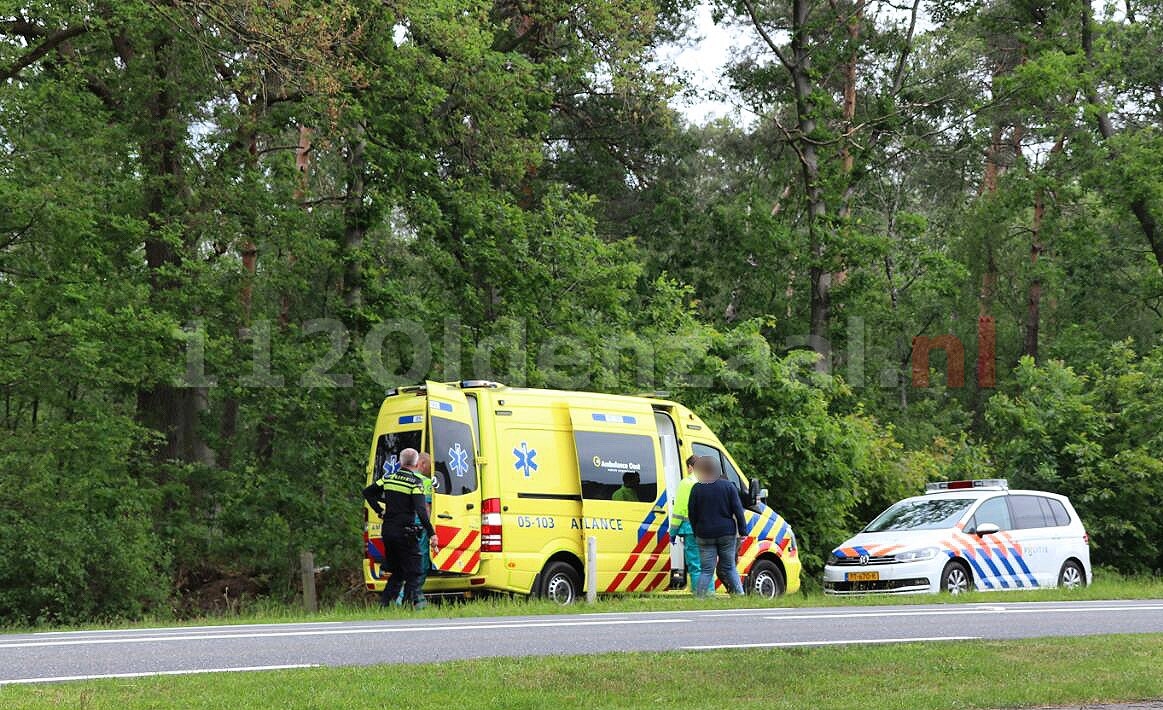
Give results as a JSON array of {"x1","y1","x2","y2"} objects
[{"x1": 2, "y1": 599, "x2": 1163, "y2": 685}]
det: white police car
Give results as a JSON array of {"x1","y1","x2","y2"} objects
[{"x1": 823, "y1": 479, "x2": 1091, "y2": 595}]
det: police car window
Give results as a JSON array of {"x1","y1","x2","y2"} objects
[
  {"x1": 1046, "y1": 498, "x2": 1071, "y2": 526},
  {"x1": 864, "y1": 498, "x2": 975, "y2": 532},
  {"x1": 968, "y1": 496, "x2": 1012, "y2": 531},
  {"x1": 431, "y1": 417, "x2": 477, "y2": 496},
  {"x1": 373, "y1": 431, "x2": 422, "y2": 482},
  {"x1": 575, "y1": 431, "x2": 658, "y2": 502},
  {"x1": 1010, "y1": 495, "x2": 1050, "y2": 529}
]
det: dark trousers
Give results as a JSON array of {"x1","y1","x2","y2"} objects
[{"x1": 381, "y1": 528, "x2": 423, "y2": 606}]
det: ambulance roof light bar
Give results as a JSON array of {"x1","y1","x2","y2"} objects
[
  {"x1": 459, "y1": 380, "x2": 502, "y2": 389},
  {"x1": 925, "y1": 478, "x2": 1008, "y2": 493}
]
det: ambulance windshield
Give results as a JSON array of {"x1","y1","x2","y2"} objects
[{"x1": 863, "y1": 498, "x2": 975, "y2": 532}]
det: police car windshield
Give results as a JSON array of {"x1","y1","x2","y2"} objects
[{"x1": 863, "y1": 498, "x2": 975, "y2": 532}]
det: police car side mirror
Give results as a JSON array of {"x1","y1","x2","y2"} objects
[{"x1": 973, "y1": 522, "x2": 1001, "y2": 536}]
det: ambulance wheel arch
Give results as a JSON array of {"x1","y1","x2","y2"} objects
[
  {"x1": 534, "y1": 553, "x2": 584, "y2": 604},
  {"x1": 746, "y1": 556, "x2": 786, "y2": 599}
]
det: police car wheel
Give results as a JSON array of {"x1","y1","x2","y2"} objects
[
  {"x1": 746, "y1": 559, "x2": 785, "y2": 599},
  {"x1": 940, "y1": 560, "x2": 972, "y2": 594},
  {"x1": 537, "y1": 562, "x2": 581, "y2": 605},
  {"x1": 1058, "y1": 560, "x2": 1085, "y2": 589}
]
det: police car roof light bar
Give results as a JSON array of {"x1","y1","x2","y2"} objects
[{"x1": 924, "y1": 478, "x2": 1008, "y2": 493}]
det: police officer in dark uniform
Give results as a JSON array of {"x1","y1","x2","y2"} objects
[{"x1": 363, "y1": 448, "x2": 437, "y2": 607}]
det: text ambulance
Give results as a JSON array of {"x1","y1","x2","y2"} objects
[{"x1": 363, "y1": 380, "x2": 801, "y2": 602}]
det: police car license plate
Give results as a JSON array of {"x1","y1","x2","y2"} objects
[{"x1": 846, "y1": 571, "x2": 879, "y2": 582}]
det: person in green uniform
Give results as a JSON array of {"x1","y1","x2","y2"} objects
[
  {"x1": 413, "y1": 452, "x2": 436, "y2": 604},
  {"x1": 612, "y1": 471, "x2": 640, "y2": 502},
  {"x1": 670, "y1": 455, "x2": 703, "y2": 591}
]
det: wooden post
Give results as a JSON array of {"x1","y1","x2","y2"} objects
[{"x1": 300, "y1": 550, "x2": 318, "y2": 613}]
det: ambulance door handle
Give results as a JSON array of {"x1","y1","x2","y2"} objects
[
  {"x1": 437, "y1": 513, "x2": 454, "y2": 520},
  {"x1": 465, "y1": 503, "x2": 475, "y2": 510},
  {"x1": 652, "y1": 507, "x2": 667, "y2": 514}
]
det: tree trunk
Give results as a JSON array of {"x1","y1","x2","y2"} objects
[
  {"x1": 790, "y1": 0, "x2": 831, "y2": 369},
  {"x1": 136, "y1": 32, "x2": 214, "y2": 466},
  {"x1": 341, "y1": 125, "x2": 367, "y2": 309},
  {"x1": 1081, "y1": 5, "x2": 1163, "y2": 272}
]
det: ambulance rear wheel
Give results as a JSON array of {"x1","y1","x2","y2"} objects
[
  {"x1": 537, "y1": 561, "x2": 581, "y2": 605},
  {"x1": 746, "y1": 559, "x2": 785, "y2": 599}
]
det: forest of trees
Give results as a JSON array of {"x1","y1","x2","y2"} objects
[{"x1": 2, "y1": 0, "x2": 1162, "y2": 624}]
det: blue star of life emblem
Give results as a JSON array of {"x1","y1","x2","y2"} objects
[
  {"x1": 381, "y1": 455, "x2": 400, "y2": 479},
  {"x1": 513, "y1": 441, "x2": 538, "y2": 478},
  {"x1": 448, "y1": 442, "x2": 470, "y2": 477}
]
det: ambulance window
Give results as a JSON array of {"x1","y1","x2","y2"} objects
[
  {"x1": 466, "y1": 394, "x2": 481, "y2": 451},
  {"x1": 654, "y1": 412, "x2": 682, "y2": 495},
  {"x1": 575, "y1": 431, "x2": 658, "y2": 502},
  {"x1": 968, "y1": 496, "x2": 1012, "y2": 531},
  {"x1": 373, "y1": 431, "x2": 422, "y2": 482},
  {"x1": 692, "y1": 443, "x2": 743, "y2": 494},
  {"x1": 1010, "y1": 495, "x2": 1050, "y2": 529},
  {"x1": 431, "y1": 417, "x2": 477, "y2": 496}
]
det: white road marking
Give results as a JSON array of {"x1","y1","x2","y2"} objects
[
  {"x1": 0, "y1": 664, "x2": 319, "y2": 686},
  {"x1": 0, "y1": 618, "x2": 689, "y2": 649},
  {"x1": 32, "y1": 621, "x2": 346, "y2": 636},
  {"x1": 12, "y1": 600, "x2": 1152, "y2": 640},
  {"x1": 761, "y1": 603, "x2": 1163, "y2": 622},
  {"x1": 683, "y1": 635, "x2": 981, "y2": 650}
]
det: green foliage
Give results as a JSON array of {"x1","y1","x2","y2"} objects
[
  {"x1": 4, "y1": 0, "x2": 1163, "y2": 623},
  {"x1": 987, "y1": 349, "x2": 1163, "y2": 573}
]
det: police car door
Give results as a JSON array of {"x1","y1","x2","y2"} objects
[
  {"x1": 569, "y1": 404, "x2": 669, "y2": 594},
  {"x1": 426, "y1": 381, "x2": 482, "y2": 575}
]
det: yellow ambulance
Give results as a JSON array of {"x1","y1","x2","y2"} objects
[{"x1": 362, "y1": 380, "x2": 802, "y2": 602}]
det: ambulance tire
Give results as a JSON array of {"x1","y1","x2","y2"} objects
[
  {"x1": 939, "y1": 559, "x2": 973, "y2": 594},
  {"x1": 537, "y1": 561, "x2": 581, "y2": 605},
  {"x1": 1058, "y1": 559, "x2": 1086, "y2": 589},
  {"x1": 746, "y1": 559, "x2": 786, "y2": 599}
]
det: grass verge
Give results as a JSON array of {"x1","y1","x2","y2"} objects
[
  {"x1": 4, "y1": 571, "x2": 1162, "y2": 634},
  {"x1": 3, "y1": 634, "x2": 1163, "y2": 709}
]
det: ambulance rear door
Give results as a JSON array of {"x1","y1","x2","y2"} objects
[
  {"x1": 426, "y1": 381, "x2": 482, "y2": 575},
  {"x1": 569, "y1": 403, "x2": 670, "y2": 593}
]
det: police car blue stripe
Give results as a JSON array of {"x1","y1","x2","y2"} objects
[
  {"x1": 1008, "y1": 547, "x2": 1039, "y2": 587},
  {"x1": 991, "y1": 549, "x2": 1024, "y2": 588},
  {"x1": 974, "y1": 549, "x2": 1009, "y2": 588},
  {"x1": 853, "y1": 545, "x2": 870, "y2": 557},
  {"x1": 963, "y1": 554, "x2": 994, "y2": 589}
]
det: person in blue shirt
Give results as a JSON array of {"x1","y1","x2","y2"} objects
[{"x1": 687, "y1": 456, "x2": 747, "y2": 597}]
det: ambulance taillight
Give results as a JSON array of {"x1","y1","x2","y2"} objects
[{"x1": 481, "y1": 497, "x2": 503, "y2": 552}]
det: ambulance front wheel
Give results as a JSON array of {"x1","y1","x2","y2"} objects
[
  {"x1": 746, "y1": 559, "x2": 786, "y2": 599},
  {"x1": 537, "y1": 561, "x2": 581, "y2": 605}
]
